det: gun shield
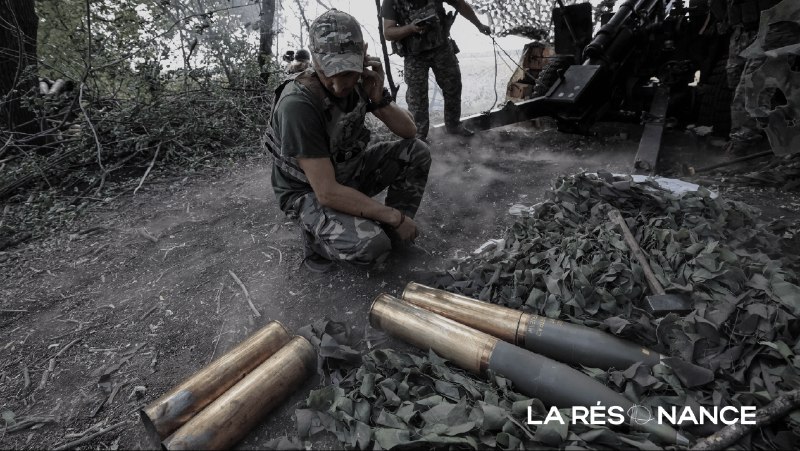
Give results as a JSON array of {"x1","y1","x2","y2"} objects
[
  {"x1": 162, "y1": 336, "x2": 316, "y2": 450},
  {"x1": 140, "y1": 321, "x2": 292, "y2": 445},
  {"x1": 371, "y1": 294, "x2": 687, "y2": 445},
  {"x1": 402, "y1": 282, "x2": 663, "y2": 370}
]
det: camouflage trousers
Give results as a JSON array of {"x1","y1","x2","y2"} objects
[
  {"x1": 404, "y1": 42, "x2": 462, "y2": 139},
  {"x1": 288, "y1": 138, "x2": 431, "y2": 266},
  {"x1": 727, "y1": 26, "x2": 760, "y2": 139}
]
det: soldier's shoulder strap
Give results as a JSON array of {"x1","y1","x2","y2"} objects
[
  {"x1": 292, "y1": 69, "x2": 333, "y2": 112},
  {"x1": 273, "y1": 69, "x2": 329, "y2": 109}
]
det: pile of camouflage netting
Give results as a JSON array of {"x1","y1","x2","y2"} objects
[{"x1": 288, "y1": 173, "x2": 799, "y2": 450}]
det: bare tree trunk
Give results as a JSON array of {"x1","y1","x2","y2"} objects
[
  {"x1": 0, "y1": 0, "x2": 39, "y2": 136},
  {"x1": 293, "y1": 0, "x2": 310, "y2": 45},
  {"x1": 259, "y1": 0, "x2": 277, "y2": 84}
]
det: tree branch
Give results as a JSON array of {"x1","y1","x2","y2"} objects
[
  {"x1": 78, "y1": 83, "x2": 104, "y2": 173},
  {"x1": 692, "y1": 389, "x2": 800, "y2": 450}
]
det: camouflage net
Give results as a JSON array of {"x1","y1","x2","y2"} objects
[
  {"x1": 286, "y1": 173, "x2": 800, "y2": 450},
  {"x1": 472, "y1": 0, "x2": 583, "y2": 40}
]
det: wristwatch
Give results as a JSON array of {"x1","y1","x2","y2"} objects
[{"x1": 366, "y1": 87, "x2": 394, "y2": 112}]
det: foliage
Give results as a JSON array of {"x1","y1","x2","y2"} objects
[{"x1": 2, "y1": 0, "x2": 282, "y2": 206}]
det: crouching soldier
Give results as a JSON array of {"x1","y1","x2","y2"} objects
[{"x1": 263, "y1": 9, "x2": 432, "y2": 272}]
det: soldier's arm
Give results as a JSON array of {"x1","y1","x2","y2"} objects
[
  {"x1": 452, "y1": 0, "x2": 490, "y2": 33},
  {"x1": 383, "y1": 18, "x2": 425, "y2": 41},
  {"x1": 297, "y1": 157, "x2": 410, "y2": 229},
  {"x1": 361, "y1": 55, "x2": 416, "y2": 138},
  {"x1": 372, "y1": 104, "x2": 416, "y2": 139}
]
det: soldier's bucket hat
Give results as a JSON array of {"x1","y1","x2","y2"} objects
[{"x1": 309, "y1": 9, "x2": 365, "y2": 77}]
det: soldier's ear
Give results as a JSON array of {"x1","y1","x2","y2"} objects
[{"x1": 363, "y1": 43, "x2": 369, "y2": 57}]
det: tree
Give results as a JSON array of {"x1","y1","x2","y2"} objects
[
  {"x1": 1, "y1": 0, "x2": 39, "y2": 135},
  {"x1": 259, "y1": 0, "x2": 276, "y2": 84}
]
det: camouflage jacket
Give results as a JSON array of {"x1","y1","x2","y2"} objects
[
  {"x1": 386, "y1": 0, "x2": 456, "y2": 56},
  {"x1": 263, "y1": 70, "x2": 371, "y2": 186}
]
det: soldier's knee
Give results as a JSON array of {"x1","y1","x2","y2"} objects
[
  {"x1": 349, "y1": 231, "x2": 392, "y2": 266},
  {"x1": 411, "y1": 139, "x2": 432, "y2": 169}
]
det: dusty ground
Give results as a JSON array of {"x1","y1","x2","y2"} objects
[{"x1": 1, "y1": 122, "x2": 796, "y2": 449}]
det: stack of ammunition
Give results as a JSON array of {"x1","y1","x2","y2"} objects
[
  {"x1": 402, "y1": 282, "x2": 664, "y2": 370},
  {"x1": 370, "y1": 284, "x2": 689, "y2": 446},
  {"x1": 140, "y1": 321, "x2": 315, "y2": 450}
]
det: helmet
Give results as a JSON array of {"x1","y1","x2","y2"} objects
[{"x1": 295, "y1": 49, "x2": 311, "y2": 61}]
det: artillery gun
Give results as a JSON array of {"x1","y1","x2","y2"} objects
[{"x1": 460, "y1": 0, "x2": 733, "y2": 174}]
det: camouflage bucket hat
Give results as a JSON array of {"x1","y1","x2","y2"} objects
[{"x1": 309, "y1": 9, "x2": 365, "y2": 77}]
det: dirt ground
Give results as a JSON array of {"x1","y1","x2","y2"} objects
[{"x1": 1, "y1": 122, "x2": 797, "y2": 449}]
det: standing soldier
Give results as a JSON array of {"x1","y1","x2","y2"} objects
[
  {"x1": 726, "y1": 0, "x2": 779, "y2": 153},
  {"x1": 381, "y1": 0, "x2": 491, "y2": 142}
]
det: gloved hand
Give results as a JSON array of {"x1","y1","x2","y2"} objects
[{"x1": 478, "y1": 23, "x2": 491, "y2": 35}]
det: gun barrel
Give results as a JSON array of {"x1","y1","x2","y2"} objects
[
  {"x1": 163, "y1": 336, "x2": 315, "y2": 450},
  {"x1": 370, "y1": 294, "x2": 687, "y2": 445},
  {"x1": 584, "y1": 0, "x2": 663, "y2": 65},
  {"x1": 402, "y1": 283, "x2": 663, "y2": 370},
  {"x1": 140, "y1": 321, "x2": 292, "y2": 445}
]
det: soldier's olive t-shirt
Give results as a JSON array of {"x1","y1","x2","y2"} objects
[{"x1": 270, "y1": 81, "x2": 360, "y2": 212}]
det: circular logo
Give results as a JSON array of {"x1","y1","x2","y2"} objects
[{"x1": 627, "y1": 405, "x2": 654, "y2": 425}]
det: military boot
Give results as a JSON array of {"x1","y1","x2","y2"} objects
[
  {"x1": 302, "y1": 231, "x2": 334, "y2": 273},
  {"x1": 445, "y1": 124, "x2": 475, "y2": 137}
]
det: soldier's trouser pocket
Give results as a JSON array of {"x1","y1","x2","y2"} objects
[{"x1": 449, "y1": 38, "x2": 460, "y2": 55}]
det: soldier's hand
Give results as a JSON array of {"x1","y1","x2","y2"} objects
[
  {"x1": 394, "y1": 215, "x2": 418, "y2": 242},
  {"x1": 478, "y1": 23, "x2": 491, "y2": 35},
  {"x1": 362, "y1": 54, "x2": 385, "y2": 102},
  {"x1": 407, "y1": 23, "x2": 426, "y2": 35}
]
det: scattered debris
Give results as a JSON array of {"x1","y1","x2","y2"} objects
[
  {"x1": 137, "y1": 228, "x2": 158, "y2": 243},
  {"x1": 266, "y1": 245, "x2": 283, "y2": 266},
  {"x1": 127, "y1": 386, "x2": 146, "y2": 402},
  {"x1": 21, "y1": 366, "x2": 30, "y2": 390},
  {"x1": 688, "y1": 151, "x2": 773, "y2": 175},
  {"x1": 691, "y1": 125, "x2": 713, "y2": 137},
  {"x1": 214, "y1": 282, "x2": 224, "y2": 315},
  {"x1": 228, "y1": 270, "x2": 261, "y2": 317},
  {"x1": 52, "y1": 421, "x2": 128, "y2": 451},
  {"x1": 139, "y1": 305, "x2": 158, "y2": 321},
  {"x1": 715, "y1": 153, "x2": 800, "y2": 190},
  {"x1": 2, "y1": 416, "x2": 58, "y2": 434}
]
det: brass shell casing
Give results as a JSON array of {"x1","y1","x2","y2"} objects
[
  {"x1": 402, "y1": 282, "x2": 663, "y2": 370},
  {"x1": 140, "y1": 321, "x2": 292, "y2": 444},
  {"x1": 369, "y1": 293, "x2": 498, "y2": 373},
  {"x1": 402, "y1": 282, "x2": 526, "y2": 343},
  {"x1": 163, "y1": 336, "x2": 316, "y2": 450}
]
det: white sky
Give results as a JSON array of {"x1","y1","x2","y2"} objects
[
  {"x1": 277, "y1": 1, "x2": 531, "y2": 57},
  {"x1": 275, "y1": 1, "x2": 532, "y2": 114}
]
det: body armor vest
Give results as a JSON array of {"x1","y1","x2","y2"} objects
[
  {"x1": 391, "y1": 0, "x2": 450, "y2": 56},
  {"x1": 263, "y1": 70, "x2": 371, "y2": 186}
]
